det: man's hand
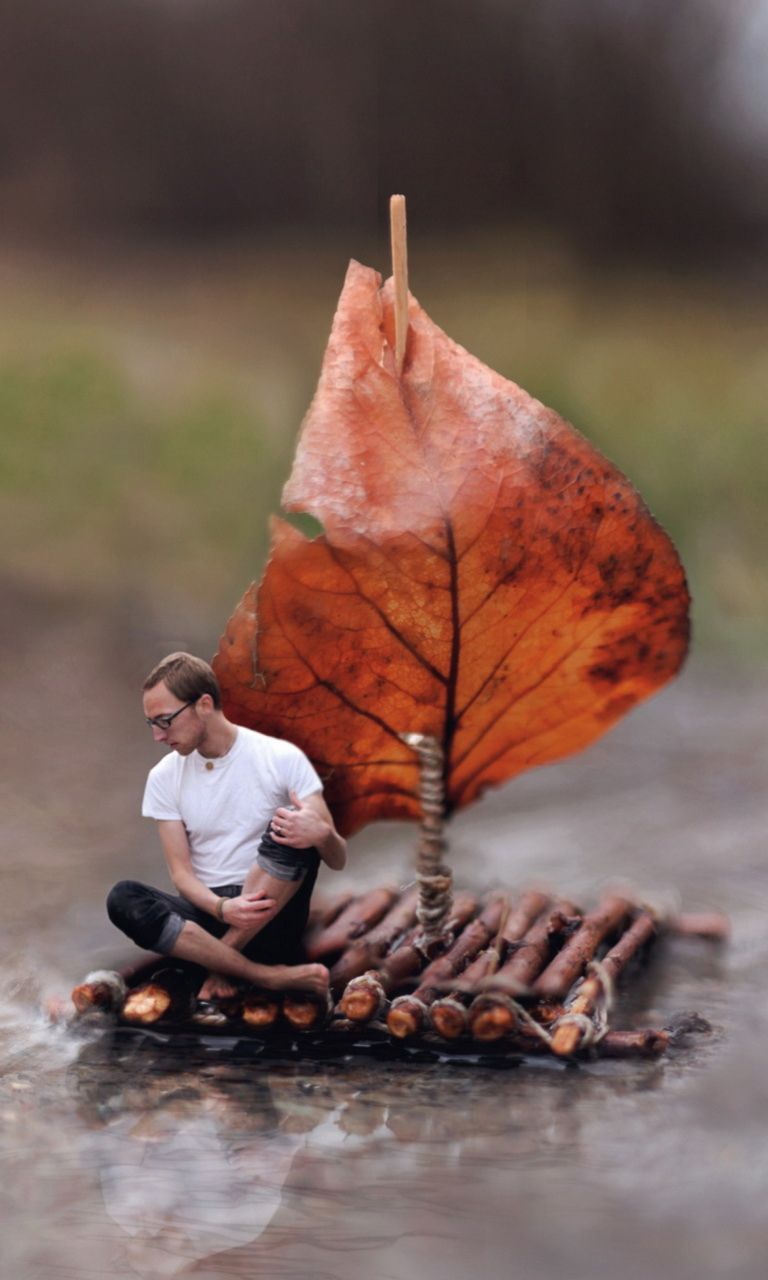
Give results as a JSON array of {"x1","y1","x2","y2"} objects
[
  {"x1": 270, "y1": 791, "x2": 330, "y2": 849},
  {"x1": 220, "y1": 890, "x2": 276, "y2": 928}
]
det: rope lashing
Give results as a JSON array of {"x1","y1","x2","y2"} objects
[
  {"x1": 554, "y1": 959, "x2": 615, "y2": 1049},
  {"x1": 399, "y1": 732, "x2": 453, "y2": 942}
]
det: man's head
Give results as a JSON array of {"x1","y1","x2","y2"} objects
[
  {"x1": 142, "y1": 652, "x2": 223, "y2": 754},
  {"x1": 143, "y1": 652, "x2": 221, "y2": 708}
]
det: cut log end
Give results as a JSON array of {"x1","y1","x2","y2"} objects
[
  {"x1": 71, "y1": 969, "x2": 127, "y2": 1015},
  {"x1": 387, "y1": 995, "x2": 427, "y2": 1039},
  {"x1": 121, "y1": 984, "x2": 172, "y2": 1025},
  {"x1": 282, "y1": 994, "x2": 329, "y2": 1032},
  {"x1": 242, "y1": 994, "x2": 281, "y2": 1028},
  {"x1": 430, "y1": 998, "x2": 468, "y2": 1040},
  {"x1": 469, "y1": 998, "x2": 518, "y2": 1042},
  {"x1": 340, "y1": 984, "x2": 384, "y2": 1023}
]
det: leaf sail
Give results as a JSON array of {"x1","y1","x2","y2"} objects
[{"x1": 214, "y1": 260, "x2": 689, "y2": 836}]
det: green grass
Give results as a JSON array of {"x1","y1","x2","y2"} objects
[
  {"x1": 0, "y1": 239, "x2": 765, "y2": 658},
  {"x1": 0, "y1": 339, "x2": 292, "y2": 617}
]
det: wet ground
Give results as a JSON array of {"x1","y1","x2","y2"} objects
[{"x1": 1, "y1": 590, "x2": 767, "y2": 1279}]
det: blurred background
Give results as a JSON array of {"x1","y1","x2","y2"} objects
[{"x1": 1, "y1": 0, "x2": 766, "y2": 662}]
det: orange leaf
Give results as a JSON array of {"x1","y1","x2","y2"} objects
[{"x1": 214, "y1": 260, "x2": 689, "y2": 836}]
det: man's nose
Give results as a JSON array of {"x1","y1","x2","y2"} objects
[{"x1": 152, "y1": 726, "x2": 168, "y2": 743}]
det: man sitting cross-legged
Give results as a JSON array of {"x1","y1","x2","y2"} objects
[{"x1": 107, "y1": 652, "x2": 346, "y2": 1004}]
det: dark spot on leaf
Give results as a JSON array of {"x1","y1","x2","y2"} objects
[{"x1": 588, "y1": 662, "x2": 624, "y2": 685}]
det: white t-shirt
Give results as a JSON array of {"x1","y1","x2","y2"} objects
[{"x1": 141, "y1": 727, "x2": 322, "y2": 887}]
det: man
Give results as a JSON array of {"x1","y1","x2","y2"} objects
[{"x1": 107, "y1": 652, "x2": 346, "y2": 1003}]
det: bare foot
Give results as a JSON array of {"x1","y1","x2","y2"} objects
[
  {"x1": 198, "y1": 972, "x2": 238, "y2": 1001},
  {"x1": 261, "y1": 963, "x2": 329, "y2": 998}
]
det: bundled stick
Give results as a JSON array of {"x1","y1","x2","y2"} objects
[
  {"x1": 242, "y1": 992, "x2": 282, "y2": 1029},
  {"x1": 468, "y1": 899, "x2": 579, "y2": 1041},
  {"x1": 507, "y1": 1027, "x2": 669, "y2": 1059},
  {"x1": 71, "y1": 969, "x2": 128, "y2": 1016},
  {"x1": 283, "y1": 990, "x2": 334, "y2": 1032},
  {"x1": 550, "y1": 909, "x2": 657, "y2": 1056},
  {"x1": 338, "y1": 892, "x2": 478, "y2": 1023},
  {"x1": 667, "y1": 912, "x2": 730, "y2": 941},
  {"x1": 329, "y1": 886, "x2": 419, "y2": 991},
  {"x1": 305, "y1": 886, "x2": 400, "y2": 960},
  {"x1": 430, "y1": 890, "x2": 550, "y2": 1040},
  {"x1": 387, "y1": 896, "x2": 507, "y2": 1038},
  {"x1": 70, "y1": 952, "x2": 165, "y2": 1016},
  {"x1": 533, "y1": 894, "x2": 632, "y2": 1001}
]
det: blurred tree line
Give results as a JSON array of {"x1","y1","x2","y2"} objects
[{"x1": 0, "y1": 0, "x2": 763, "y2": 260}]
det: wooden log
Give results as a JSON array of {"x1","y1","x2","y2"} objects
[
  {"x1": 115, "y1": 960, "x2": 202, "y2": 1025},
  {"x1": 506, "y1": 1027, "x2": 669, "y2": 1059},
  {"x1": 493, "y1": 900, "x2": 581, "y2": 991},
  {"x1": 282, "y1": 991, "x2": 332, "y2": 1032},
  {"x1": 338, "y1": 891, "x2": 478, "y2": 1023},
  {"x1": 499, "y1": 890, "x2": 553, "y2": 948},
  {"x1": 596, "y1": 1028, "x2": 669, "y2": 1057},
  {"x1": 305, "y1": 886, "x2": 400, "y2": 960},
  {"x1": 429, "y1": 994, "x2": 472, "y2": 1040},
  {"x1": 533, "y1": 895, "x2": 632, "y2": 1001},
  {"x1": 329, "y1": 886, "x2": 419, "y2": 991},
  {"x1": 302, "y1": 891, "x2": 357, "y2": 950},
  {"x1": 550, "y1": 910, "x2": 658, "y2": 1057},
  {"x1": 666, "y1": 911, "x2": 730, "y2": 942},
  {"x1": 70, "y1": 951, "x2": 166, "y2": 1016},
  {"x1": 466, "y1": 900, "x2": 579, "y2": 1040},
  {"x1": 121, "y1": 983, "x2": 174, "y2": 1025},
  {"x1": 242, "y1": 992, "x2": 281, "y2": 1029},
  {"x1": 71, "y1": 969, "x2": 128, "y2": 1015},
  {"x1": 387, "y1": 896, "x2": 506, "y2": 1038},
  {"x1": 468, "y1": 993, "x2": 522, "y2": 1043},
  {"x1": 430, "y1": 890, "x2": 551, "y2": 1039}
]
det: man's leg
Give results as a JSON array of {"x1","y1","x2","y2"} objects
[
  {"x1": 106, "y1": 879, "x2": 203, "y2": 954},
  {"x1": 198, "y1": 855, "x2": 318, "y2": 998},
  {"x1": 171, "y1": 920, "x2": 328, "y2": 997},
  {"x1": 107, "y1": 878, "x2": 328, "y2": 997}
]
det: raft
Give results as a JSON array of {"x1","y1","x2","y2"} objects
[{"x1": 70, "y1": 883, "x2": 725, "y2": 1064}]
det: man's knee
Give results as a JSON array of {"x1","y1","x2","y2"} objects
[
  {"x1": 106, "y1": 879, "x2": 147, "y2": 927},
  {"x1": 106, "y1": 879, "x2": 175, "y2": 951}
]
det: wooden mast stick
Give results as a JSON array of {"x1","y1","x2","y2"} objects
[{"x1": 389, "y1": 194, "x2": 409, "y2": 373}]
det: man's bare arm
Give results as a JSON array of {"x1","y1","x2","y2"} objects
[
  {"x1": 271, "y1": 790, "x2": 347, "y2": 870},
  {"x1": 217, "y1": 865, "x2": 304, "y2": 951},
  {"x1": 156, "y1": 820, "x2": 275, "y2": 931}
]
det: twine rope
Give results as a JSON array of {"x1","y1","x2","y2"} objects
[
  {"x1": 400, "y1": 732, "x2": 453, "y2": 941},
  {"x1": 555, "y1": 959, "x2": 615, "y2": 1047}
]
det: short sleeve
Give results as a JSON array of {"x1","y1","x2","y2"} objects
[
  {"x1": 283, "y1": 743, "x2": 323, "y2": 801},
  {"x1": 142, "y1": 762, "x2": 182, "y2": 821}
]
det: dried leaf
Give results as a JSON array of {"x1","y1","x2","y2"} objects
[{"x1": 214, "y1": 260, "x2": 689, "y2": 836}]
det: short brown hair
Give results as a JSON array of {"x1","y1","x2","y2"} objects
[{"x1": 142, "y1": 652, "x2": 222, "y2": 709}]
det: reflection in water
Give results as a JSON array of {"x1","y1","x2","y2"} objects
[
  {"x1": 60, "y1": 1029, "x2": 674, "y2": 1278},
  {"x1": 0, "y1": 957, "x2": 762, "y2": 1280}
]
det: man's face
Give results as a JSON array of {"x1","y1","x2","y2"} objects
[{"x1": 142, "y1": 680, "x2": 207, "y2": 755}]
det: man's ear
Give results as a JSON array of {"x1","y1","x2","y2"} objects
[{"x1": 196, "y1": 693, "x2": 215, "y2": 716}]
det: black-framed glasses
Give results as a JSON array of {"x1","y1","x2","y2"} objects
[{"x1": 144, "y1": 701, "x2": 196, "y2": 731}]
